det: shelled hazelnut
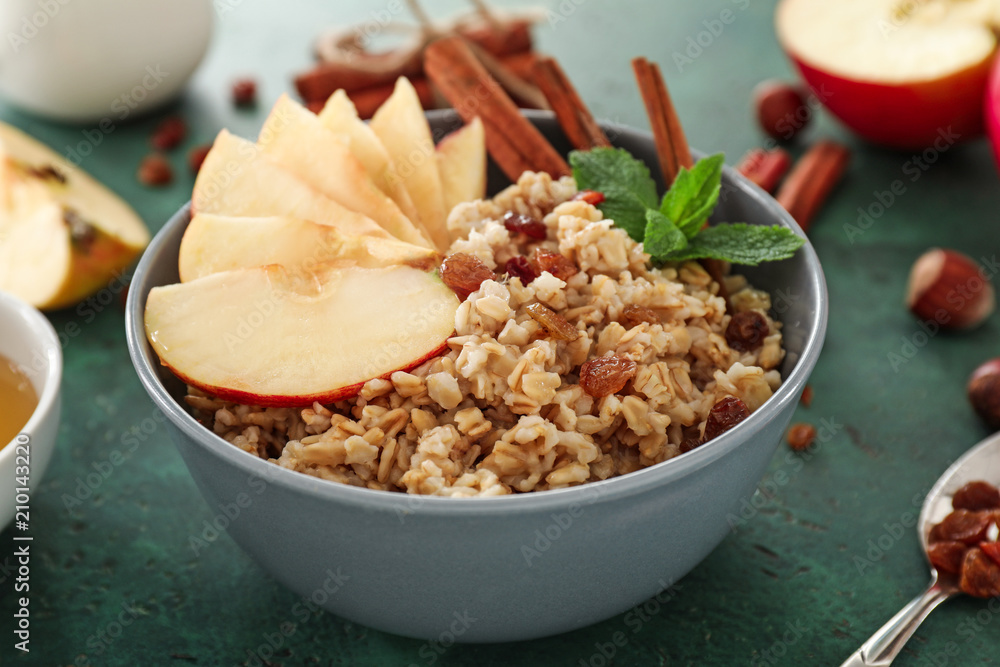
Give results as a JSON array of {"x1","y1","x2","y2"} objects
[
  {"x1": 906, "y1": 248, "x2": 994, "y2": 330},
  {"x1": 968, "y1": 359, "x2": 1000, "y2": 430}
]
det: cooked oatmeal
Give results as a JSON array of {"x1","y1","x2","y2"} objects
[{"x1": 185, "y1": 171, "x2": 786, "y2": 496}]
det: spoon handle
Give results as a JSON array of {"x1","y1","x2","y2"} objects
[{"x1": 838, "y1": 580, "x2": 954, "y2": 667}]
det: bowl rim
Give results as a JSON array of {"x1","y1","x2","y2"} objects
[
  {"x1": 0, "y1": 290, "x2": 62, "y2": 458},
  {"x1": 126, "y1": 110, "x2": 828, "y2": 516}
]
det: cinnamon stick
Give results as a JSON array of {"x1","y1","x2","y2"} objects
[
  {"x1": 775, "y1": 140, "x2": 850, "y2": 232},
  {"x1": 736, "y1": 147, "x2": 792, "y2": 193},
  {"x1": 424, "y1": 36, "x2": 570, "y2": 180},
  {"x1": 631, "y1": 57, "x2": 692, "y2": 183},
  {"x1": 532, "y1": 56, "x2": 610, "y2": 150}
]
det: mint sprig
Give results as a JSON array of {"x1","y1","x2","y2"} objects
[{"x1": 569, "y1": 147, "x2": 804, "y2": 266}]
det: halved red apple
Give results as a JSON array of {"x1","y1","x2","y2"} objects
[
  {"x1": 145, "y1": 263, "x2": 459, "y2": 407},
  {"x1": 776, "y1": 0, "x2": 1000, "y2": 149},
  {"x1": 178, "y1": 214, "x2": 441, "y2": 282}
]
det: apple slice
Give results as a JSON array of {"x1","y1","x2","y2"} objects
[
  {"x1": 317, "y1": 90, "x2": 421, "y2": 226},
  {"x1": 370, "y1": 78, "x2": 451, "y2": 251},
  {"x1": 178, "y1": 214, "x2": 441, "y2": 282},
  {"x1": 257, "y1": 95, "x2": 431, "y2": 248},
  {"x1": 0, "y1": 122, "x2": 148, "y2": 310},
  {"x1": 193, "y1": 130, "x2": 391, "y2": 240},
  {"x1": 436, "y1": 117, "x2": 487, "y2": 212},
  {"x1": 144, "y1": 263, "x2": 459, "y2": 407},
  {"x1": 776, "y1": 0, "x2": 1000, "y2": 149}
]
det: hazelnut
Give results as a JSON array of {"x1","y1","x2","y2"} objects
[
  {"x1": 753, "y1": 80, "x2": 811, "y2": 141},
  {"x1": 968, "y1": 359, "x2": 1000, "y2": 430},
  {"x1": 906, "y1": 249, "x2": 995, "y2": 330}
]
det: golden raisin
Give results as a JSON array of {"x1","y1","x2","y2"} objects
[
  {"x1": 786, "y1": 423, "x2": 816, "y2": 452},
  {"x1": 703, "y1": 397, "x2": 750, "y2": 441},
  {"x1": 531, "y1": 248, "x2": 579, "y2": 281},
  {"x1": 929, "y1": 510, "x2": 993, "y2": 545},
  {"x1": 927, "y1": 541, "x2": 967, "y2": 575},
  {"x1": 579, "y1": 355, "x2": 637, "y2": 398},
  {"x1": 952, "y1": 481, "x2": 1000, "y2": 511},
  {"x1": 440, "y1": 253, "x2": 495, "y2": 300},
  {"x1": 959, "y1": 548, "x2": 1000, "y2": 598},
  {"x1": 526, "y1": 303, "x2": 579, "y2": 341},
  {"x1": 620, "y1": 304, "x2": 659, "y2": 328},
  {"x1": 725, "y1": 311, "x2": 769, "y2": 352}
]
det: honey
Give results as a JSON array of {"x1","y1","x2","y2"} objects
[{"x1": 0, "y1": 353, "x2": 37, "y2": 448}]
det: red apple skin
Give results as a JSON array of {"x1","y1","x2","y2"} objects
[
  {"x1": 986, "y1": 55, "x2": 1000, "y2": 170},
  {"x1": 786, "y1": 52, "x2": 993, "y2": 150},
  {"x1": 162, "y1": 339, "x2": 452, "y2": 408}
]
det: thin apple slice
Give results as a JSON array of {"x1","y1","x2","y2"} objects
[
  {"x1": 436, "y1": 117, "x2": 486, "y2": 212},
  {"x1": 178, "y1": 214, "x2": 442, "y2": 282},
  {"x1": 318, "y1": 90, "x2": 421, "y2": 225},
  {"x1": 193, "y1": 130, "x2": 391, "y2": 240},
  {"x1": 144, "y1": 264, "x2": 459, "y2": 407},
  {"x1": 370, "y1": 78, "x2": 451, "y2": 251},
  {"x1": 0, "y1": 122, "x2": 148, "y2": 310},
  {"x1": 257, "y1": 95, "x2": 431, "y2": 248}
]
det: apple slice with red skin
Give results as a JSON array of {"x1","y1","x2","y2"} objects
[
  {"x1": 776, "y1": 0, "x2": 1000, "y2": 149},
  {"x1": 145, "y1": 263, "x2": 459, "y2": 407},
  {"x1": 986, "y1": 56, "x2": 1000, "y2": 169}
]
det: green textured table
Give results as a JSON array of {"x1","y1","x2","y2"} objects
[{"x1": 3, "y1": 1, "x2": 1000, "y2": 665}]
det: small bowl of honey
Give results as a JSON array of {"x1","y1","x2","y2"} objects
[{"x1": 0, "y1": 291, "x2": 61, "y2": 530}]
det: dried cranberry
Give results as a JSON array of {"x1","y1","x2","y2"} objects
[
  {"x1": 703, "y1": 397, "x2": 750, "y2": 441},
  {"x1": 188, "y1": 144, "x2": 212, "y2": 174},
  {"x1": 952, "y1": 481, "x2": 1000, "y2": 511},
  {"x1": 929, "y1": 510, "x2": 993, "y2": 545},
  {"x1": 531, "y1": 248, "x2": 579, "y2": 281},
  {"x1": 620, "y1": 304, "x2": 659, "y2": 328},
  {"x1": 573, "y1": 190, "x2": 605, "y2": 206},
  {"x1": 959, "y1": 547, "x2": 1000, "y2": 598},
  {"x1": 927, "y1": 541, "x2": 968, "y2": 575},
  {"x1": 137, "y1": 153, "x2": 173, "y2": 186},
  {"x1": 232, "y1": 78, "x2": 257, "y2": 107},
  {"x1": 579, "y1": 355, "x2": 637, "y2": 398},
  {"x1": 505, "y1": 256, "x2": 537, "y2": 284},
  {"x1": 150, "y1": 116, "x2": 186, "y2": 151},
  {"x1": 502, "y1": 211, "x2": 547, "y2": 240},
  {"x1": 726, "y1": 311, "x2": 770, "y2": 352},
  {"x1": 440, "y1": 253, "x2": 495, "y2": 301},
  {"x1": 786, "y1": 423, "x2": 816, "y2": 452},
  {"x1": 526, "y1": 303, "x2": 578, "y2": 341}
]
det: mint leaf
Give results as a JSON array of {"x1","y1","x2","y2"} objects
[
  {"x1": 570, "y1": 148, "x2": 657, "y2": 242},
  {"x1": 660, "y1": 223, "x2": 805, "y2": 266},
  {"x1": 642, "y1": 210, "x2": 688, "y2": 261},
  {"x1": 660, "y1": 153, "x2": 725, "y2": 239}
]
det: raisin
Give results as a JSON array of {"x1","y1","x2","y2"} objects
[
  {"x1": 981, "y1": 542, "x2": 1000, "y2": 568},
  {"x1": 526, "y1": 303, "x2": 579, "y2": 341},
  {"x1": 137, "y1": 153, "x2": 173, "y2": 186},
  {"x1": 531, "y1": 248, "x2": 579, "y2": 281},
  {"x1": 680, "y1": 438, "x2": 702, "y2": 454},
  {"x1": 502, "y1": 211, "x2": 547, "y2": 239},
  {"x1": 440, "y1": 253, "x2": 495, "y2": 301},
  {"x1": 927, "y1": 541, "x2": 968, "y2": 575},
  {"x1": 573, "y1": 190, "x2": 605, "y2": 206},
  {"x1": 786, "y1": 423, "x2": 816, "y2": 452},
  {"x1": 232, "y1": 78, "x2": 258, "y2": 107},
  {"x1": 579, "y1": 355, "x2": 637, "y2": 398},
  {"x1": 505, "y1": 256, "x2": 537, "y2": 284},
  {"x1": 952, "y1": 481, "x2": 1000, "y2": 511},
  {"x1": 27, "y1": 164, "x2": 66, "y2": 183},
  {"x1": 620, "y1": 304, "x2": 659, "y2": 328},
  {"x1": 725, "y1": 311, "x2": 770, "y2": 352},
  {"x1": 150, "y1": 116, "x2": 187, "y2": 151},
  {"x1": 800, "y1": 385, "x2": 814, "y2": 407},
  {"x1": 929, "y1": 510, "x2": 993, "y2": 545},
  {"x1": 188, "y1": 144, "x2": 212, "y2": 174},
  {"x1": 959, "y1": 547, "x2": 1000, "y2": 598},
  {"x1": 703, "y1": 397, "x2": 750, "y2": 441}
]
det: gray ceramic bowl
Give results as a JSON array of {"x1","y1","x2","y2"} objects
[{"x1": 125, "y1": 110, "x2": 827, "y2": 642}]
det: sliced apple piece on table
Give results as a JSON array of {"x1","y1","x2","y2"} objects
[
  {"x1": 436, "y1": 117, "x2": 487, "y2": 212},
  {"x1": 257, "y1": 95, "x2": 431, "y2": 248},
  {"x1": 776, "y1": 0, "x2": 1000, "y2": 149},
  {"x1": 178, "y1": 214, "x2": 442, "y2": 282},
  {"x1": 317, "y1": 90, "x2": 422, "y2": 227},
  {"x1": 370, "y1": 78, "x2": 451, "y2": 251},
  {"x1": 144, "y1": 264, "x2": 459, "y2": 407},
  {"x1": 193, "y1": 130, "x2": 391, "y2": 240},
  {"x1": 0, "y1": 122, "x2": 148, "y2": 310}
]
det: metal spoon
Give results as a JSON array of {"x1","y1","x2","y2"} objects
[{"x1": 840, "y1": 431, "x2": 1000, "y2": 667}]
